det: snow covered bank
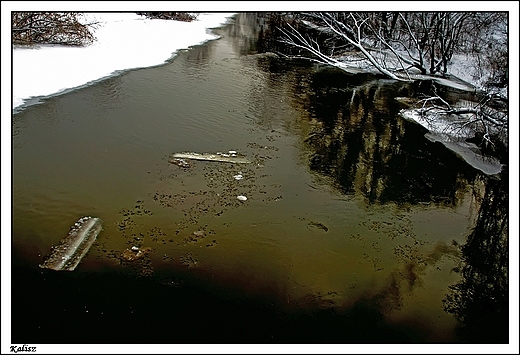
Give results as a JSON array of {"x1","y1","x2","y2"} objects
[
  {"x1": 400, "y1": 109, "x2": 504, "y2": 176},
  {"x1": 12, "y1": 12, "x2": 235, "y2": 111}
]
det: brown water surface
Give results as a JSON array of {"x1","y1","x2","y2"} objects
[{"x1": 11, "y1": 14, "x2": 508, "y2": 344}]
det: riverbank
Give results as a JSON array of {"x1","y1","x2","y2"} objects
[{"x1": 11, "y1": 12, "x2": 235, "y2": 111}]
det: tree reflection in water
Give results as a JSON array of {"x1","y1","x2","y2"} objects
[
  {"x1": 227, "y1": 13, "x2": 509, "y2": 342},
  {"x1": 302, "y1": 67, "x2": 478, "y2": 206},
  {"x1": 443, "y1": 168, "x2": 509, "y2": 343},
  {"x1": 292, "y1": 66, "x2": 508, "y2": 342}
]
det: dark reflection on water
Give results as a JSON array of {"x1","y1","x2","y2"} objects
[
  {"x1": 299, "y1": 68, "x2": 479, "y2": 205},
  {"x1": 11, "y1": 13, "x2": 509, "y2": 344},
  {"x1": 11, "y1": 261, "x2": 421, "y2": 344},
  {"x1": 443, "y1": 168, "x2": 509, "y2": 343}
]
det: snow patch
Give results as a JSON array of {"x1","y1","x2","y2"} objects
[{"x1": 12, "y1": 12, "x2": 235, "y2": 111}]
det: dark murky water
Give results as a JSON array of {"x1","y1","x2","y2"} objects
[{"x1": 11, "y1": 14, "x2": 508, "y2": 344}]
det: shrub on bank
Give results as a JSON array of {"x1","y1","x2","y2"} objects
[
  {"x1": 135, "y1": 12, "x2": 199, "y2": 22},
  {"x1": 12, "y1": 12, "x2": 98, "y2": 46}
]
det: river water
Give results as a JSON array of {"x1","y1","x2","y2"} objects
[{"x1": 11, "y1": 14, "x2": 508, "y2": 344}]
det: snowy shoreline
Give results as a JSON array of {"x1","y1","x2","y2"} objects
[
  {"x1": 8, "y1": 11, "x2": 512, "y2": 174},
  {"x1": 12, "y1": 12, "x2": 236, "y2": 111}
]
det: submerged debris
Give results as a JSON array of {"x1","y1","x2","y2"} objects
[
  {"x1": 180, "y1": 252, "x2": 198, "y2": 267},
  {"x1": 120, "y1": 246, "x2": 153, "y2": 262},
  {"x1": 307, "y1": 221, "x2": 329, "y2": 232},
  {"x1": 184, "y1": 230, "x2": 206, "y2": 244},
  {"x1": 193, "y1": 230, "x2": 205, "y2": 237}
]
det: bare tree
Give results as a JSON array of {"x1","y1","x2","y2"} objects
[
  {"x1": 459, "y1": 12, "x2": 508, "y2": 89},
  {"x1": 277, "y1": 12, "x2": 505, "y2": 81},
  {"x1": 278, "y1": 12, "x2": 508, "y2": 156},
  {"x1": 413, "y1": 88, "x2": 507, "y2": 145},
  {"x1": 278, "y1": 13, "x2": 408, "y2": 80}
]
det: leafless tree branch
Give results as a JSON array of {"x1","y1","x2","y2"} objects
[{"x1": 12, "y1": 12, "x2": 99, "y2": 46}]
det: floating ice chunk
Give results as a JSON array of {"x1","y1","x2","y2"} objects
[
  {"x1": 172, "y1": 152, "x2": 250, "y2": 164},
  {"x1": 169, "y1": 157, "x2": 190, "y2": 168},
  {"x1": 237, "y1": 195, "x2": 248, "y2": 201},
  {"x1": 425, "y1": 133, "x2": 503, "y2": 176},
  {"x1": 40, "y1": 216, "x2": 103, "y2": 271},
  {"x1": 233, "y1": 174, "x2": 243, "y2": 180}
]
